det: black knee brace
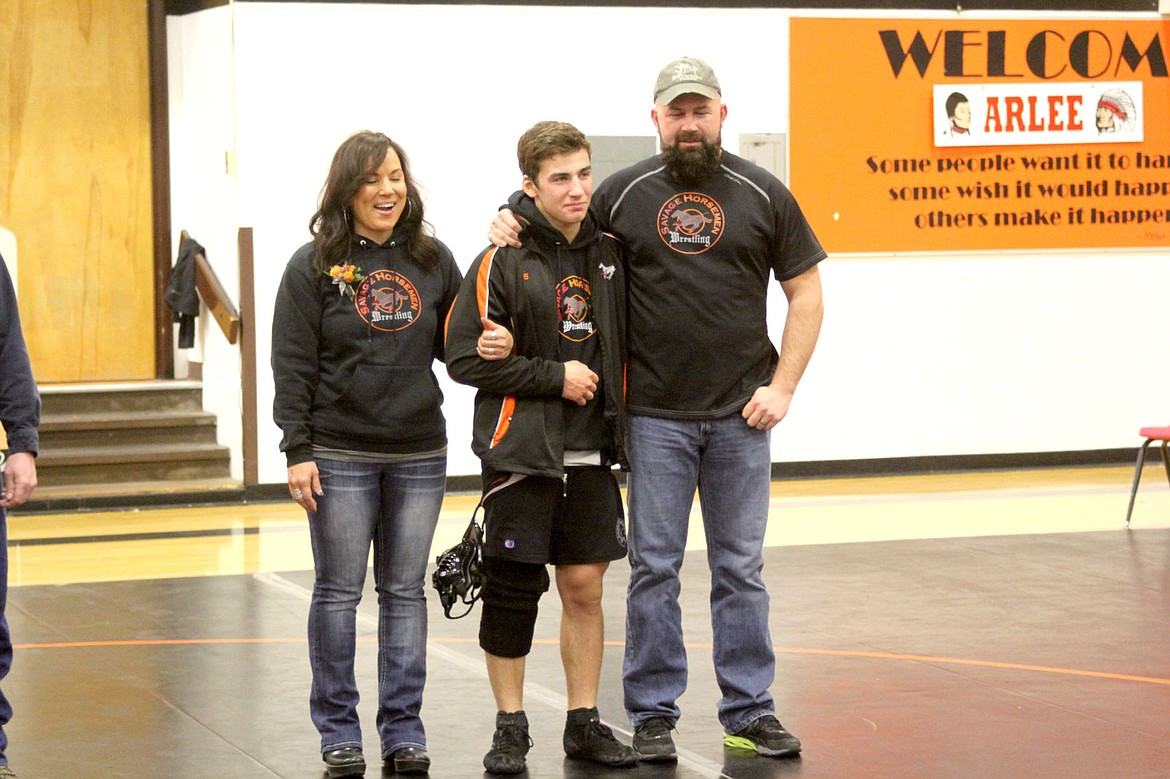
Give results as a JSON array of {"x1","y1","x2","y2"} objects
[{"x1": 479, "y1": 557, "x2": 550, "y2": 658}]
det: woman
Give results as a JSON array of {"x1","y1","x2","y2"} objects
[{"x1": 271, "y1": 131, "x2": 461, "y2": 777}]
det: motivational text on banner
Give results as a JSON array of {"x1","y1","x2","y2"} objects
[{"x1": 790, "y1": 18, "x2": 1170, "y2": 253}]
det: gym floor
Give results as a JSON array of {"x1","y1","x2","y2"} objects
[{"x1": 5, "y1": 465, "x2": 1170, "y2": 778}]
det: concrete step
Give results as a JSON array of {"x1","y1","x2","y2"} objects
[
  {"x1": 32, "y1": 381, "x2": 233, "y2": 491},
  {"x1": 39, "y1": 410, "x2": 219, "y2": 448},
  {"x1": 39, "y1": 381, "x2": 205, "y2": 415}
]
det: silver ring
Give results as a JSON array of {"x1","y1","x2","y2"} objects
[{"x1": 293, "y1": 489, "x2": 303, "y2": 500}]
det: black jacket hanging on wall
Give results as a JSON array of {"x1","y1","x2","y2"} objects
[{"x1": 165, "y1": 235, "x2": 203, "y2": 348}]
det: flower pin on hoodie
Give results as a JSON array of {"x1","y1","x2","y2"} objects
[{"x1": 326, "y1": 263, "x2": 365, "y2": 297}]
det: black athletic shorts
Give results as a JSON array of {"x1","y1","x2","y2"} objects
[{"x1": 482, "y1": 467, "x2": 628, "y2": 565}]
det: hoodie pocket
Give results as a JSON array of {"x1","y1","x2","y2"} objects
[{"x1": 318, "y1": 363, "x2": 444, "y2": 439}]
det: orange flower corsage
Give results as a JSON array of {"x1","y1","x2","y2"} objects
[{"x1": 325, "y1": 264, "x2": 365, "y2": 297}]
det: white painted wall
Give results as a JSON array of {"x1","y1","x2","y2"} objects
[
  {"x1": 167, "y1": 7, "x2": 245, "y2": 480},
  {"x1": 167, "y1": 4, "x2": 1170, "y2": 486}
]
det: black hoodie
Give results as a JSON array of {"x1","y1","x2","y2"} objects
[
  {"x1": 445, "y1": 193, "x2": 627, "y2": 478},
  {"x1": 271, "y1": 231, "x2": 461, "y2": 465}
]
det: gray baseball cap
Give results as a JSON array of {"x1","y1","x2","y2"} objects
[{"x1": 654, "y1": 56, "x2": 721, "y2": 104}]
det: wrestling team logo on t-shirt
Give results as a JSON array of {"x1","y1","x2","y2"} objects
[
  {"x1": 556, "y1": 275, "x2": 595, "y2": 342},
  {"x1": 658, "y1": 192, "x2": 724, "y2": 255},
  {"x1": 354, "y1": 268, "x2": 421, "y2": 332}
]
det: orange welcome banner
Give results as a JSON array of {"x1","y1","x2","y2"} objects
[{"x1": 789, "y1": 18, "x2": 1170, "y2": 253}]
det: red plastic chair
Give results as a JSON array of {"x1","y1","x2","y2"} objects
[{"x1": 1125, "y1": 425, "x2": 1170, "y2": 526}]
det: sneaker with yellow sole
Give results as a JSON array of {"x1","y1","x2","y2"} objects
[{"x1": 723, "y1": 714, "x2": 801, "y2": 757}]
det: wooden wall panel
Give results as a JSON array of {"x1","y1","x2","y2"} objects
[{"x1": 0, "y1": 0, "x2": 154, "y2": 382}]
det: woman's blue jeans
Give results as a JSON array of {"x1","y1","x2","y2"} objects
[
  {"x1": 623, "y1": 414, "x2": 776, "y2": 733},
  {"x1": 306, "y1": 456, "x2": 445, "y2": 758}
]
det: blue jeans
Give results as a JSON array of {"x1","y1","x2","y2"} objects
[
  {"x1": 623, "y1": 414, "x2": 775, "y2": 733},
  {"x1": 306, "y1": 456, "x2": 446, "y2": 758},
  {"x1": 0, "y1": 506, "x2": 10, "y2": 766}
]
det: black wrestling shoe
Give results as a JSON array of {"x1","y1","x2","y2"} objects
[
  {"x1": 483, "y1": 710, "x2": 532, "y2": 775},
  {"x1": 563, "y1": 707, "x2": 637, "y2": 767}
]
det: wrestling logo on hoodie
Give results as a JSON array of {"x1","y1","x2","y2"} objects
[
  {"x1": 355, "y1": 269, "x2": 421, "y2": 332},
  {"x1": 556, "y1": 275, "x2": 595, "y2": 342}
]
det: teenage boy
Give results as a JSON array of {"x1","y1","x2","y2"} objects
[{"x1": 445, "y1": 121, "x2": 635, "y2": 774}]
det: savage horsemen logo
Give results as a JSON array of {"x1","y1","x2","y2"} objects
[
  {"x1": 354, "y1": 268, "x2": 422, "y2": 332},
  {"x1": 658, "y1": 192, "x2": 724, "y2": 254}
]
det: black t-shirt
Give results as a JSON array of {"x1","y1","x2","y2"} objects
[{"x1": 592, "y1": 151, "x2": 826, "y2": 418}]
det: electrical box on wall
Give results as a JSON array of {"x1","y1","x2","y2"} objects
[
  {"x1": 739, "y1": 134, "x2": 787, "y2": 181},
  {"x1": 587, "y1": 136, "x2": 658, "y2": 184}
]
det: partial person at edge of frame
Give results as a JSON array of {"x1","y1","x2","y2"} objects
[
  {"x1": 271, "y1": 129, "x2": 500, "y2": 778},
  {"x1": 445, "y1": 120, "x2": 636, "y2": 775},
  {"x1": 487, "y1": 56, "x2": 826, "y2": 762},
  {"x1": 0, "y1": 252, "x2": 41, "y2": 779}
]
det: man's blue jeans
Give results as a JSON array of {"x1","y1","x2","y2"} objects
[
  {"x1": 623, "y1": 414, "x2": 776, "y2": 733},
  {"x1": 307, "y1": 456, "x2": 445, "y2": 758},
  {"x1": 0, "y1": 506, "x2": 11, "y2": 767}
]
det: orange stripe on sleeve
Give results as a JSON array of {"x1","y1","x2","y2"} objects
[{"x1": 476, "y1": 247, "x2": 498, "y2": 321}]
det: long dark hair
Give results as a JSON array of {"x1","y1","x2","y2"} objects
[{"x1": 309, "y1": 131, "x2": 439, "y2": 272}]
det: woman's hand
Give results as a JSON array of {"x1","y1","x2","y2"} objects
[{"x1": 288, "y1": 461, "x2": 321, "y2": 512}]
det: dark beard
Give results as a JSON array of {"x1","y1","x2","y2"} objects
[{"x1": 661, "y1": 134, "x2": 722, "y2": 186}]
